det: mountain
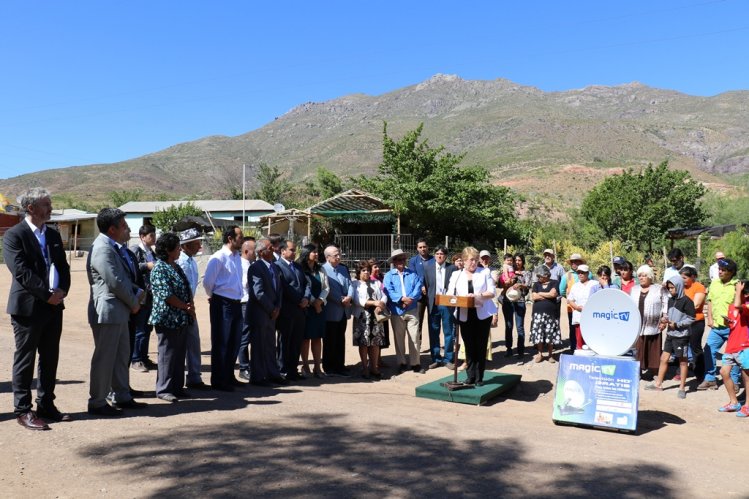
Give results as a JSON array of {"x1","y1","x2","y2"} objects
[{"x1": 2, "y1": 74, "x2": 747, "y2": 204}]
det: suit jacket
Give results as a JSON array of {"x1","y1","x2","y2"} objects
[
  {"x1": 248, "y1": 259, "x2": 282, "y2": 319},
  {"x1": 129, "y1": 243, "x2": 153, "y2": 303},
  {"x1": 87, "y1": 233, "x2": 141, "y2": 325},
  {"x1": 423, "y1": 259, "x2": 456, "y2": 314},
  {"x1": 4, "y1": 219, "x2": 71, "y2": 317},
  {"x1": 274, "y1": 258, "x2": 312, "y2": 309},
  {"x1": 322, "y1": 262, "x2": 354, "y2": 321}
]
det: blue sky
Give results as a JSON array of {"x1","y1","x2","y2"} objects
[{"x1": 1, "y1": 0, "x2": 747, "y2": 179}]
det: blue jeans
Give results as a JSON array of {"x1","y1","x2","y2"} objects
[
  {"x1": 131, "y1": 305, "x2": 153, "y2": 362},
  {"x1": 502, "y1": 299, "x2": 526, "y2": 354},
  {"x1": 703, "y1": 326, "x2": 740, "y2": 383},
  {"x1": 428, "y1": 305, "x2": 455, "y2": 363}
]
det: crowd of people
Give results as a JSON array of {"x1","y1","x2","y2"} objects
[{"x1": 5, "y1": 188, "x2": 749, "y2": 430}]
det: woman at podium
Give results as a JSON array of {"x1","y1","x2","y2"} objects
[{"x1": 446, "y1": 247, "x2": 497, "y2": 386}]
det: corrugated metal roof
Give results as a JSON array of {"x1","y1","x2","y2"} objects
[
  {"x1": 308, "y1": 189, "x2": 391, "y2": 215},
  {"x1": 119, "y1": 199, "x2": 275, "y2": 213},
  {"x1": 50, "y1": 209, "x2": 98, "y2": 222}
]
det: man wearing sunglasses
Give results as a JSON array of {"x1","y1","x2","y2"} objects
[{"x1": 662, "y1": 248, "x2": 686, "y2": 284}]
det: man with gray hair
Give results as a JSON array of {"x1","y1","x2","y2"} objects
[
  {"x1": 322, "y1": 244, "x2": 354, "y2": 376},
  {"x1": 248, "y1": 237, "x2": 286, "y2": 385},
  {"x1": 4, "y1": 188, "x2": 71, "y2": 430}
]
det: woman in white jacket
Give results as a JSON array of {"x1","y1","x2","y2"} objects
[{"x1": 447, "y1": 247, "x2": 498, "y2": 386}]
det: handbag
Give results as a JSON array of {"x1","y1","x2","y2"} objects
[{"x1": 374, "y1": 308, "x2": 391, "y2": 323}]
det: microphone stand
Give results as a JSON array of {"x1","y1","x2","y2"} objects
[{"x1": 441, "y1": 269, "x2": 474, "y2": 391}]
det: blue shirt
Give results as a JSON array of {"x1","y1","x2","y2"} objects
[
  {"x1": 384, "y1": 268, "x2": 423, "y2": 315},
  {"x1": 408, "y1": 254, "x2": 433, "y2": 280},
  {"x1": 177, "y1": 251, "x2": 199, "y2": 296}
]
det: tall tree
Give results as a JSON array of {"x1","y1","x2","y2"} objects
[
  {"x1": 150, "y1": 202, "x2": 204, "y2": 232},
  {"x1": 580, "y1": 160, "x2": 707, "y2": 251},
  {"x1": 360, "y1": 123, "x2": 517, "y2": 243},
  {"x1": 251, "y1": 163, "x2": 291, "y2": 205}
]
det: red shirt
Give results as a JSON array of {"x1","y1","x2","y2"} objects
[{"x1": 725, "y1": 303, "x2": 749, "y2": 354}]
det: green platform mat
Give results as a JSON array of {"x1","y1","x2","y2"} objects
[{"x1": 415, "y1": 371, "x2": 522, "y2": 406}]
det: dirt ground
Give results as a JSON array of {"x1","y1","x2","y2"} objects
[{"x1": 1, "y1": 256, "x2": 747, "y2": 498}]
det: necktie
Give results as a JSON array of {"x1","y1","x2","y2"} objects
[
  {"x1": 119, "y1": 246, "x2": 135, "y2": 276},
  {"x1": 269, "y1": 263, "x2": 277, "y2": 291}
]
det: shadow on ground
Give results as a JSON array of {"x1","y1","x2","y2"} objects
[{"x1": 78, "y1": 414, "x2": 676, "y2": 497}]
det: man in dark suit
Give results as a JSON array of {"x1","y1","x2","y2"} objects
[
  {"x1": 274, "y1": 238, "x2": 311, "y2": 380},
  {"x1": 248, "y1": 237, "x2": 286, "y2": 386},
  {"x1": 129, "y1": 224, "x2": 156, "y2": 372},
  {"x1": 422, "y1": 245, "x2": 457, "y2": 370},
  {"x1": 4, "y1": 188, "x2": 71, "y2": 430}
]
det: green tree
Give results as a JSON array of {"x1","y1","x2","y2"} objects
[
  {"x1": 251, "y1": 163, "x2": 291, "y2": 205},
  {"x1": 315, "y1": 166, "x2": 343, "y2": 199},
  {"x1": 109, "y1": 188, "x2": 143, "y2": 207},
  {"x1": 580, "y1": 161, "x2": 707, "y2": 252},
  {"x1": 360, "y1": 123, "x2": 518, "y2": 243},
  {"x1": 150, "y1": 202, "x2": 204, "y2": 232}
]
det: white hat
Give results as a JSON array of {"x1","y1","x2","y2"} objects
[
  {"x1": 505, "y1": 288, "x2": 521, "y2": 302},
  {"x1": 543, "y1": 248, "x2": 555, "y2": 256},
  {"x1": 577, "y1": 264, "x2": 590, "y2": 273},
  {"x1": 479, "y1": 250, "x2": 491, "y2": 258},
  {"x1": 388, "y1": 248, "x2": 408, "y2": 263}
]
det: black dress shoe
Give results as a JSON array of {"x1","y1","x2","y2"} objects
[
  {"x1": 238, "y1": 369, "x2": 250, "y2": 381},
  {"x1": 129, "y1": 387, "x2": 146, "y2": 397},
  {"x1": 398, "y1": 364, "x2": 408, "y2": 374},
  {"x1": 476, "y1": 381, "x2": 485, "y2": 387},
  {"x1": 504, "y1": 349, "x2": 513, "y2": 358},
  {"x1": 412, "y1": 365, "x2": 425, "y2": 374},
  {"x1": 117, "y1": 399, "x2": 148, "y2": 409},
  {"x1": 212, "y1": 384, "x2": 234, "y2": 392},
  {"x1": 186, "y1": 381, "x2": 210, "y2": 390},
  {"x1": 270, "y1": 376, "x2": 289, "y2": 385},
  {"x1": 250, "y1": 380, "x2": 271, "y2": 387},
  {"x1": 143, "y1": 358, "x2": 159, "y2": 370},
  {"x1": 174, "y1": 389, "x2": 191, "y2": 398},
  {"x1": 36, "y1": 405, "x2": 73, "y2": 422},
  {"x1": 17, "y1": 411, "x2": 50, "y2": 430},
  {"x1": 230, "y1": 378, "x2": 246, "y2": 387},
  {"x1": 88, "y1": 405, "x2": 123, "y2": 417}
]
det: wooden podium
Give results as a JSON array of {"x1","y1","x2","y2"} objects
[{"x1": 435, "y1": 294, "x2": 475, "y2": 308}]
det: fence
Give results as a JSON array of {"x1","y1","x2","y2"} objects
[{"x1": 334, "y1": 234, "x2": 415, "y2": 269}]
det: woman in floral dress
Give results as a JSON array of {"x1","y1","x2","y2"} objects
[{"x1": 529, "y1": 265, "x2": 562, "y2": 362}]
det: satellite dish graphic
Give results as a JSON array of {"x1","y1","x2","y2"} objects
[{"x1": 579, "y1": 289, "x2": 641, "y2": 356}]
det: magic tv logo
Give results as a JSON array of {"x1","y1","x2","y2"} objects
[
  {"x1": 591, "y1": 310, "x2": 631, "y2": 322},
  {"x1": 569, "y1": 363, "x2": 617, "y2": 376}
]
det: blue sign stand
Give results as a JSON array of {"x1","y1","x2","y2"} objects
[{"x1": 552, "y1": 353, "x2": 640, "y2": 433}]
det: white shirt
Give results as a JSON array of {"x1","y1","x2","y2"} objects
[
  {"x1": 241, "y1": 258, "x2": 251, "y2": 303},
  {"x1": 25, "y1": 218, "x2": 48, "y2": 267},
  {"x1": 202, "y1": 246, "x2": 243, "y2": 300},
  {"x1": 709, "y1": 262, "x2": 719, "y2": 282},
  {"x1": 435, "y1": 261, "x2": 447, "y2": 294},
  {"x1": 568, "y1": 280, "x2": 597, "y2": 325},
  {"x1": 139, "y1": 241, "x2": 155, "y2": 263},
  {"x1": 177, "y1": 251, "x2": 199, "y2": 296}
]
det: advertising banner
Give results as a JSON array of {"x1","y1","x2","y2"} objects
[{"x1": 552, "y1": 353, "x2": 640, "y2": 432}]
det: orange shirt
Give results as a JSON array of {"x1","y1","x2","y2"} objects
[{"x1": 684, "y1": 281, "x2": 706, "y2": 322}]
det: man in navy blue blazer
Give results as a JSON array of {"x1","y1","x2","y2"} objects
[
  {"x1": 274, "y1": 238, "x2": 311, "y2": 380},
  {"x1": 422, "y1": 245, "x2": 457, "y2": 369},
  {"x1": 248, "y1": 237, "x2": 286, "y2": 386}
]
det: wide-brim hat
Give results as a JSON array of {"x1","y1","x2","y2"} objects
[
  {"x1": 178, "y1": 227, "x2": 204, "y2": 244},
  {"x1": 388, "y1": 248, "x2": 408, "y2": 263},
  {"x1": 568, "y1": 253, "x2": 585, "y2": 263}
]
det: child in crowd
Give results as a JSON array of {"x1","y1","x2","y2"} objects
[
  {"x1": 717, "y1": 280, "x2": 749, "y2": 416},
  {"x1": 646, "y1": 275, "x2": 695, "y2": 398}
]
